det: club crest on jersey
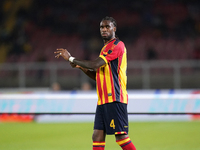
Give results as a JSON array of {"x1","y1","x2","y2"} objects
[{"x1": 111, "y1": 45, "x2": 116, "y2": 50}]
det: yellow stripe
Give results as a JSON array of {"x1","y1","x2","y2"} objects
[
  {"x1": 97, "y1": 87, "x2": 101, "y2": 105},
  {"x1": 96, "y1": 69, "x2": 101, "y2": 105},
  {"x1": 117, "y1": 137, "x2": 130, "y2": 145},
  {"x1": 104, "y1": 65, "x2": 112, "y2": 103},
  {"x1": 93, "y1": 142, "x2": 105, "y2": 146},
  {"x1": 97, "y1": 69, "x2": 104, "y2": 105},
  {"x1": 115, "y1": 131, "x2": 126, "y2": 135},
  {"x1": 119, "y1": 47, "x2": 128, "y2": 103},
  {"x1": 99, "y1": 55, "x2": 112, "y2": 103},
  {"x1": 97, "y1": 48, "x2": 108, "y2": 105},
  {"x1": 98, "y1": 67, "x2": 105, "y2": 104}
]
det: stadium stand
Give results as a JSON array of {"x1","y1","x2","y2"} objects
[{"x1": 1, "y1": 0, "x2": 200, "y2": 63}]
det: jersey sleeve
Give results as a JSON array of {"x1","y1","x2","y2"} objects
[{"x1": 99, "y1": 40, "x2": 125, "y2": 64}]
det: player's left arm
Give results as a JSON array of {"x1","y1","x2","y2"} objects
[{"x1": 70, "y1": 62, "x2": 97, "y2": 81}]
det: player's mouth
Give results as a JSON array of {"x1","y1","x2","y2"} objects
[{"x1": 101, "y1": 32, "x2": 108, "y2": 36}]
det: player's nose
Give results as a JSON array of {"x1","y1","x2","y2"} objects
[{"x1": 101, "y1": 27, "x2": 107, "y2": 31}]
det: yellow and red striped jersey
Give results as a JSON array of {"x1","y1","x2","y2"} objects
[{"x1": 96, "y1": 38, "x2": 128, "y2": 105}]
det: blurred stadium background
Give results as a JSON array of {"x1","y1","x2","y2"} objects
[
  {"x1": 0, "y1": 0, "x2": 200, "y2": 150},
  {"x1": 0, "y1": 0, "x2": 200, "y2": 89}
]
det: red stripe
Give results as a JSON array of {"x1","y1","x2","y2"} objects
[
  {"x1": 103, "y1": 71, "x2": 108, "y2": 104},
  {"x1": 96, "y1": 69, "x2": 103, "y2": 104},
  {"x1": 119, "y1": 77, "x2": 123, "y2": 103}
]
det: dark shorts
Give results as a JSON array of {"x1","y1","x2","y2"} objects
[{"x1": 94, "y1": 102, "x2": 129, "y2": 135}]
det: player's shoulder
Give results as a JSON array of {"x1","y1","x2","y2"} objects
[
  {"x1": 112, "y1": 38, "x2": 125, "y2": 48},
  {"x1": 110, "y1": 38, "x2": 124, "y2": 46},
  {"x1": 112, "y1": 38, "x2": 121, "y2": 44},
  {"x1": 106, "y1": 38, "x2": 125, "y2": 51}
]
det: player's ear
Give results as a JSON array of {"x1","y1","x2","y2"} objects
[{"x1": 114, "y1": 26, "x2": 116, "y2": 32}]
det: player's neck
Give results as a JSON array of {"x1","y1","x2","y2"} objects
[{"x1": 103, "y1": 37, "x2": 116, "y2": 45}]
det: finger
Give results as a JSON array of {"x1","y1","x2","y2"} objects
[
  {"x1": 54, "y1": 50, "x2": 62, "y2": 54},
  {"x1": 55, "y1": 54, "x2": 60, "y2": 58},
  {"x1": 57, "y1": 48, "x2": 64, "y2": 50}
]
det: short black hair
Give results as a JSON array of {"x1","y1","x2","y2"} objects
[{"x1": 101, "y1": 16, "x2": 117, "y2": 28}]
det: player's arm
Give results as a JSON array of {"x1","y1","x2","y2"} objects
[
  {"x1": 73, "y1": 57, "x2": 105, "y2": 70},
  {"x1": 72, "y1": 57, "x2": 105, "y2": 81},
  {"x1": 70, "y1": 62, "x2": 97, "y2": 81},
  {"x1": 54, "y1": 48, "x2": 106, "y2": 80}
]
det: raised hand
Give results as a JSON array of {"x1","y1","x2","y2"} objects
[{"x1": 54, "y1": 48, "x2": 71, "y2": 61}]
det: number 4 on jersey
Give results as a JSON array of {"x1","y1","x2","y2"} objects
[{"x1": 110, "y1": 119, "x2": 115, "y2": 129}]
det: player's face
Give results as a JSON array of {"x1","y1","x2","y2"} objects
[{"x1": 100, "y1": 20, "x2": 116, "y2": 41}]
